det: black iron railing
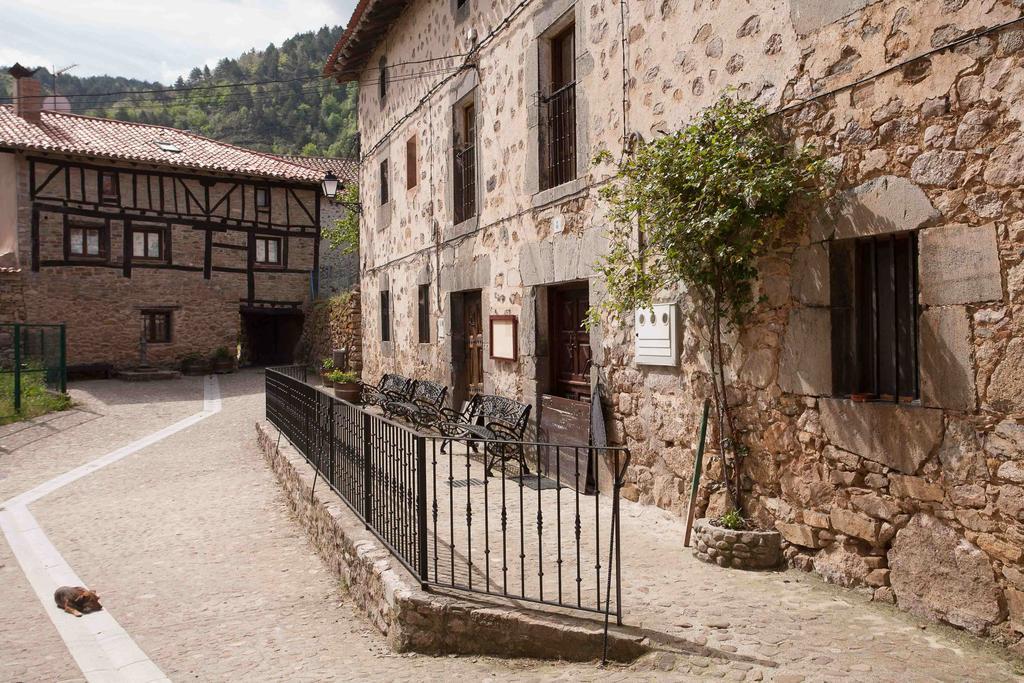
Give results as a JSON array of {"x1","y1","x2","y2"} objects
[
  {"x1": 265, "y1": 366, "x2": 629, "y2": 623},
  {"x1": 541, "y1": 82, "x2": 577, "y2": 190},
  {"x1": 453, "y1": 143, "x2": 476, "y2": 224}
]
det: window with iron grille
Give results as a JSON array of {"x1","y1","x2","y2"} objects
[
  {"x1": 540, "y1": 23, "x2": 576, "y2": 191},
  {"x1": 830, "y1": 232, "x2": 920, "y2": 402},
  {"x1": 418, "y1": 284, "x2": 430, "y2": 343},
  {"x1": 407, "y1": 135, "x2": 418, "y2": 189},
  {"x1": 379, "y1": 159, "x2": 390, "y2": 205},
  {"x1": 379, "y1": 56, "x2": 388, "y2": 103},
  {"x1": 453, "y1": 98, "x2": 477, "y2": 224},
  {"x1": 67, "y1": 221, "x2": 107, "y2": 259},
  {"x1": 132, "y1": 226, "x2": 166, "y2": 260},
  {"x1": 142, "y1": 310, "x2": 172, "y2": 344},
  {"x1": 380, "y1": 290, "x2": 391, "y2": 342}
]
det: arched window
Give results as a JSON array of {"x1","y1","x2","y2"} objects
[{"x1": 378, "y1": 56, "x2": 388, "y2": 102}]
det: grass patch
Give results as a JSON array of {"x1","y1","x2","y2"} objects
[{"x1": 0, "y1": 370, "x2": 72, "y2": 426}]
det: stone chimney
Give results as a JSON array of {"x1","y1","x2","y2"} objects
[{"x1": 8, "y1": 63, "x2": 44, "y2": 124}]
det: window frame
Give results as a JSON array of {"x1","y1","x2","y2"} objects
[
  {"x1": 406, "y1": 135, "x2": 418, "y2": 190},
  {"x1": 100, "y1": 172, "x2": 120, "y2": 205},
  {"x1": 130, "y1": 225, "x2": 168, "y2": 262},
  {"x1": 378, "y1": 56, "x2": 388, "y2": 104},
  {"x1": 255, "y1": 187, "x2": 271, "y2": 212},
  {"x1": 538, "y1": 19, "x2": 578, "y2": 191},
  {"x1": 65, "y1": 219, "x2": 108, "y2": 261},
  {"x1": 254, "y1": 235, "x2": 283, "y2": 267},
  {"x1": 380, "y1": 289, "x2": 392, "y2": 342},
  {"x1": 417, "y1": 283, "x2": 431, "y2": 343},
  {"x1": 830, "y1": 232, "x2": 920, "y2": 404},
  {"x1": 141, "y1": 310, "x2": 172, "y2": 344},
  {"x1": 379, "y1": 159, "x2": 390, "y2": 205},
  {"x1": 453, "y1": 94, "x2": 478, "y2": 224}
]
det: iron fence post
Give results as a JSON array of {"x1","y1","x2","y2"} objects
[
  {"x1": 13, "y1": 322, "x2": 21, "y2": 413},
  {"x1": 416, "y1": 434, "x2": 429, "y2": 588},
  {"x1": 58, "y1": 323, "x2": 67, "y2": 394},
  {"x1": 363, "y1": 411, "x2": 372, "y2": 528}
]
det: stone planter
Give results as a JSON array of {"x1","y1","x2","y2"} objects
[
  {"x1": 334, "y1": 382, "x2": 361, "y2": 403},
  {"x1": 322, "y1": 374, "x2": 334, "y2": 389},
  {"x1": 211, "y1": 357, "x2": 235, "y2": 374},
  {"x1": 692, "y1": 518, "x2": 782, "y2": 570},
  {"x1": 181, "y1": 358, "x2": 210, "y2": 376}
]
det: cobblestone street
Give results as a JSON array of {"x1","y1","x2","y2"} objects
[{"x1": 1, "y1": 370, "x2": 1021, "y2": 681}]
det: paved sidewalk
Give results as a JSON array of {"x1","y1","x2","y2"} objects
[{"x1": 1, "y1": 370, "x2": 1021, "y2": 681}]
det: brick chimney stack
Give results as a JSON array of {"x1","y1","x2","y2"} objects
[{"x1": 8, "y1": 63, "x2": 43, "y2": 124}]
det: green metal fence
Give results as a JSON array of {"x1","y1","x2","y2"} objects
[{"x1": 0, "y1": 322, "x2": 67, "y2": 420}]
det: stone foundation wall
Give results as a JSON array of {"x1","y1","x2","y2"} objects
[
  {"x1": 254, "y1": 420, "x2": 647, "y2": 661},
  {"x1": 0, "y1": 268, "x2": 25, "y2": 322}
]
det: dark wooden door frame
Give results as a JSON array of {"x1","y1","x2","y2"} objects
[
  {"x1": 548, "y1": 283, "x2": 591, "y2": 402},
  {"x1": 451, "y1": 290, "x2": 484, "y2": 407}
]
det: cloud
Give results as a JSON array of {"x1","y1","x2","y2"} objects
[{"x1": 0, "y1": 0, "x2": 356, "y2": 82}]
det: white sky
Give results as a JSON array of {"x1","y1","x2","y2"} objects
[{"x1": 0, "y1": 0, "x2": 358, "y2": 83}]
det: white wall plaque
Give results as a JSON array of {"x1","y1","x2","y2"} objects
[{"x1": 635, "y1": 303, "x2": 679, "y2": 366}]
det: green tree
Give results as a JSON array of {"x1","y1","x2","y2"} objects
[{"x1": 594, "y1": 94, "x2": 832, "y2": 512}]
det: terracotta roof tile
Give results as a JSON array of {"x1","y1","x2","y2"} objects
[
  {"x1": 278, "y1": 155, "x2": 358, "y2": 182},
  {"x1": 0, "y1": 106, "x2": 322, "y2": 183}
]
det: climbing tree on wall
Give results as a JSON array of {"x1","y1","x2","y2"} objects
[{"x1": 593, "y1": 94, "x2": 833, "y2": 516}]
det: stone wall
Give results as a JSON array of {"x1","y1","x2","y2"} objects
[
  {"x1": 0, "y1": 268, "x2": 25, "y2": 322},
  {"x1": 295, "y1": 287, "x2": 363, "y2": 371},
  {"x1": 254, "y1": 420, "x2": 647, "y2": 661},
  {"x1": 318, "y1": 197, "x2": 360, "y2": 297},
  {"x1": 347, "y1": 0, "x2": 1024, "y2": 643}
]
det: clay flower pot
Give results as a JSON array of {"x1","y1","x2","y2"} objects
[{"x1": 334, "y1": 381, "x2": 361, "y2": 403}]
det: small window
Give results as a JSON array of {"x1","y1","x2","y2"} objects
[
  {"x1": 155, "y1": 141, "x2": 182, "y2": 153},
  {"x1": 453, "y1": 98, "x2": 477, "y2": 223},
  {"x1": 255, "y1": 236, "x2": 282, "y2": 265},
  {"x1": 255, "y1": 187, "x2": 270, "y2": 211},
  {"x1": 101, "y1": 172, "x2": 120, "y2": 204},
  {"x1": 378, "y1": 56, "x2": 388, "y2": 103},
  {"x1": 830, "y1": 232, "x2": 920, "y2": 402},
  {"x1": 67, "y1": 222, "x2": 106, "y2": 259},
  {"x1": 406, "y1": 136, "x2": 418, "y2": 189},
  {"x1": 418, "y1": 284, "x2": 430, "y2": 343},
  {"x1": 379, "y1": 160, "x2": 390, "y2": 205},
  {"x1": 456, "y1": 0, "x2": 468, "y2": 7},
  {"x1": 380, "y1": 290, "x2": 391, "y2": 342},
  {"x1": 132, "y1": 227, "x2": 165, "y2": 260},
  {"x1": 142, "y1": 310, "x2": 172, "y2": 344},
  {"x1": 539, "y1": 21, "x2": 577, "y2": 190}
]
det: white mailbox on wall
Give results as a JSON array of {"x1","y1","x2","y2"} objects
[{"x1": 635, "y1": 303, "x2": 679, "y2": 366}]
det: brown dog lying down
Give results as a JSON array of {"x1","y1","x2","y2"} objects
[{"x1": 54, "y1": 586, "x2": 103, "y2": 617}]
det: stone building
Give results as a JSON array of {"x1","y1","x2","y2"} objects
[
  {"x1": 280, "y1": 155, "x2": 360, "y2": 296},
  {"x1": 325, "y1": 1, "x2": 1024, "y2": 640},
  {"x1": 0, "y1": 65, "x2": 326, "y2": 369}
]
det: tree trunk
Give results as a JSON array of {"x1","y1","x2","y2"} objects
[{"x1": 709, "y1": 275, "x2": 741, "y2": 512}]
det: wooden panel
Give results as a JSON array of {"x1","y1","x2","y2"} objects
[
  {"x1": 539, "y1": 394, "x2": 594, "y2": 493},
  {"x1": 551, "y1": 285, "x2": 591, "y2": 401}
]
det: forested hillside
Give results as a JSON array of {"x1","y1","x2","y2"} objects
[{"x1": 0, "y1": 25, "x2": 357, "y2": 157}]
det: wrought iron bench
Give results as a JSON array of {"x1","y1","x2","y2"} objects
[
  {"x1": 384, "y1": 379, "x2": 449, "y2": 429},
  {"x1": 361, "y1": 373, "x2": 411, "y2": 408},
  {"x1": 439, "y1": 394, "x2": 532, "y2": 474}
]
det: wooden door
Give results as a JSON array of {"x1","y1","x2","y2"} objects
[
  {"x1": 463, "y1": 292, "x2": 484, "y2": 396},
  {"x1": 551, "y1": 285, "x2": 591, "y2": 402}
]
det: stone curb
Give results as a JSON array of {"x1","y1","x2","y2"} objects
[{"x1": 255, "y1": 421, "x2": 648, "y2": 662}]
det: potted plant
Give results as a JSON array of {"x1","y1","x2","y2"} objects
[
  {"x1": 320, "y1": 358, "x2": 336, "y2": 388},
  {"x1": 211, "y1": 346, "x2": 236, "y2": 374},
  {"x1": 326, "y1": 369, "x2": 361, "y2": 402},
  {"x1": 180, "y1": 352, "x2": 210, "y2": 376},
  {"x1": 692, "y1": 509, "x2": 782, "y2": 570}
]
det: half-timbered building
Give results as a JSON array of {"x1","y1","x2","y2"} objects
[{"x1": 0, "y1": 65, "x2": 325, "y2": 368}]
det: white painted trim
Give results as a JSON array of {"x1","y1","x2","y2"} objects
[{"x1": 0, "y1": 375, "x2": 222, "y2": 683}]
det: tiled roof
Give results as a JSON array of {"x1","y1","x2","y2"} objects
[
  {"x1": 324, "y1": 0, "x2": 411, "y2": 81},
  {"x1": 278, "y1": 155, "x2": 358, "y2": 183},
  {"x1": 0, "y1": 106, "x2": 322, "y2": 183}
]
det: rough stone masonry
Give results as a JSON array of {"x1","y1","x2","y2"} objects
[{"x1": 336, "y1": 0, "x2": 1024, "y2": 647}]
